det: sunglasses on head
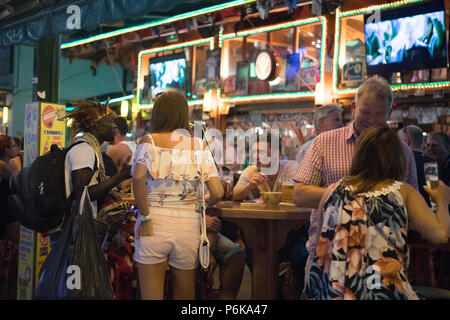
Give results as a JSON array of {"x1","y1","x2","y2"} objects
[{"x1": 155, "y1": 91, "x2": 164, "y2": 98}]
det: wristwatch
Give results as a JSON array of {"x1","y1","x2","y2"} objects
[{"x1": 138, "y1": 214, "x2": 151, "y2": 222}]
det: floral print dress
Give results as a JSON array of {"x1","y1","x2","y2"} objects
[{"x1": 304, "y1": 180, "x2": 419, "y2": 300}]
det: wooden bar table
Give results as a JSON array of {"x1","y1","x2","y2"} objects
[{"x1": 207, "y1": 201, "x2": 311, "y2": 300}]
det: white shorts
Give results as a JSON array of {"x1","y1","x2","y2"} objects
[{"x1": 134, "y1": 207, "x2": 201, "y2": 270}]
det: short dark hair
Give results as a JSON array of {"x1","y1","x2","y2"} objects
[
  {"x1": 150, "y1": 90, "x2": 190, "y2": 133},
  {"x1": 0, "y1": 135, "x2": 12, "y2": 156},
  {"x1": 428, "y1": 131, "x2": 450, "y2": 151},
  {"x1": 402, "y1": 125, "x2": 424, "y2": 150},
  {"x1": 342, "y1": 126, "x2": 406, "y2": 194},
  {"x1": 114, "y1": 117, "x2": 129, "y2": 136},
  {"x1": 13, "y1": 137, "x2": 23, "y2": 149}
]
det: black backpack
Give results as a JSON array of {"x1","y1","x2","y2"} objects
[{"x1": 8, "y1": 141, "x2": 85, "y2": 233}]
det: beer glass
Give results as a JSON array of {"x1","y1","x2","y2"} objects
[
  {"x1": 424, "y1": 162, "x2": 439, "y2": 189},
  {"x1": 222, "y1": 171, "x2": 234, "y2": 201},
  {"x1": 281, "y1": 174, "x2": 294, "y2": 203},
  {"x1": 424, "y1": 162, "x2": 439, "y2": 210}
]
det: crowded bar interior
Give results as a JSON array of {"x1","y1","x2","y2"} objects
[{"x1": 0, "y1": 0, "x2": 449, "y2": 302}]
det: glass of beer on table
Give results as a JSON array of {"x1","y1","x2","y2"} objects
[{"x1": 281, "y1": 174, "x2": 294, "y2": 202}]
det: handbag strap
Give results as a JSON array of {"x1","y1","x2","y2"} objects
[
  {"x1": 198, "y1": 139, "x2": 210, "y2": 270},
  {"x1": 199, "y1": 139, "x2": 209, "y2": 243},
  {"x1": 351, "y1": 190, "x2": 405, "y2": 263}
]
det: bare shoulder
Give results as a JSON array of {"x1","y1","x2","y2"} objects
[
  {"x1": 398, "y1": 182, "x2": 415, "y2": 199},
  {"x1": 140, "y1": 135, "x2": 153, "y2": 144}
]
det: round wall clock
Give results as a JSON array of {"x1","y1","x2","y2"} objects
[{"x1": 255, "y1": 51, "x2": 275, "y2": 81}]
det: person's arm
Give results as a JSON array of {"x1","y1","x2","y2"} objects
[
  {"x1": 132, "y1": 163, "x2": 150, "y2": 217},
  {"x1": 132, "y1": 162, "x2": 154, "y2": 238},
  {"x1": 293, "y1": 136, "x2": 324, "y2": 208},
  {"x1": 405, "y1": 181, "x2": 449, "y2": 244},
  {"x1": 314, "y1": 184, "x2": 335, "y2": 237},
  {"x1": 294, "y1": 183, "x2": 326, "y2": 209},
  {"x1": 232, "y1": 171, "x2": 267, "y2": 201},
  {"x1": 71, "y1": 164, "x2": 131, "y2": 202},
  {"x1": 205, "y1": 215, "x2": 221, "y2": 248},
  {"x1": 205, "y1": 177, "x2": 224, "y2": 206}
]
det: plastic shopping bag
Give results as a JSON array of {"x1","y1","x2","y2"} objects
[{"x1": 34, "y1": 187, "x2": 114, "y2": 300}]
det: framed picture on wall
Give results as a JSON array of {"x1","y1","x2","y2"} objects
[
  {"x1": 205, "y1": 49, "x2": 221, "y2": 84},
  {"x1": 236, "y1": 61, "x2": 249, "y2": 96}
]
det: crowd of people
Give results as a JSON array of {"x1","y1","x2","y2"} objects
[{"x1": 0, "y1": 77, "x2": 449, "y2": 300}]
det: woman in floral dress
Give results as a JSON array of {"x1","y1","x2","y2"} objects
[{"x1": 304, "y1": 127, "x2": 449, "y2": 300}]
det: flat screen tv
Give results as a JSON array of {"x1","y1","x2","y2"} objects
[
  {"x1": 364, "y1": 0, "x2": 447, "y2": 75},
  {"x1": 149, "y1": 52, "x2": 188, "y2": 100}
]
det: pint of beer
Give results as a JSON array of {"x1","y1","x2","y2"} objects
[
  {"x1": 281, "y1": 173, "x2": 294, "y2": 202},
  {"x1": 424, "y1": 162, "x2": 439, "y2": 189},
  {"x1": 281, "y1": 183, "x2": 294, "y2": 202},
  {"x1": 424, "y1": 162, "x2": 439, "y2": 211}
]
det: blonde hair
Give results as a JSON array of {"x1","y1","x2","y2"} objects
[{"x1": 355, "y1": 77, "x2": 393, "y2": 114}]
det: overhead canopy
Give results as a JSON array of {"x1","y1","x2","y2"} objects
[{"x1": 0, "y1": 0, "x2": 249, "y2": 48}]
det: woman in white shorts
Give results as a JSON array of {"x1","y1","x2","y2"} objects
[{"x1": 132, "y1": 90, "x2": 224, "y2": 300}]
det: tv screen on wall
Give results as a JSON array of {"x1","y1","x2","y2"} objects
[
  {"x1": 364, "y1": 0, "x2": 447, "y2": 75},
  {"x1": 149, "y1": 53, "x2": 187, "y2": 100}
]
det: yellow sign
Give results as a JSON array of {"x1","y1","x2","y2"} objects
[
  {"x1": 40, "y1": 103, "x2": 66, "y2": 155},
  {"x1": 36, "y1": 103, "x2": 66, "y2": 285},
  {"x1": 35, "y1": 233, "x2": 51, "y2": 287},
  {"x1": 17, "y1": 226, "x2": 34, "y2": 300}
]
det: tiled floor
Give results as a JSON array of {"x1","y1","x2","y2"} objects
[{"x1": 236, "y1": 265, "x2": 252, "y2": 300}]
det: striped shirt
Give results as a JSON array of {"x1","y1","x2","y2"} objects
[{"x1": 293, "y1": 121, "x2": 418, "y2": 255}]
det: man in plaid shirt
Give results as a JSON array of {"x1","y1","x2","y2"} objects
[{"x1": 293, "y1": 77, "x2": 418, "y2": 283}]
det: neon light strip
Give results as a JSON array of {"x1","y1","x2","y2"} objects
[
  {"x1": 138, "y1": 99, "x2": 203, "y2": 109},
  {"x1": 221, "y1": 17, "x2": 321, "y2": 39},
  {"x1": 138, "y1": 92, "x2": 316, "y2": 109},
  {"x1": 334, "y1": 82, "x2": 450, "y2": 96},
  {"x1": 221, "y1": 92, "x2": 315, "y2": 103},
  {"x1": 219, "y1": 25, "x2": 224, "y2": 48},
  {"x1": 391, "y1": 82, "x2": 450, "y2": 90},
  {"x1": 65, "y1": 94, "x2": 135, "y2": 111},
  {"x1": 61, "y1": 0, "x2": 258, "y2": 49},
  {"x1": 319, "y1": 17, "x2": 327, "y2": 85},
  {"x1": 107, "y1": 95, "x2": 135, "y2": 104},
  {"x1": 138, "y1": 38, "x2": 211, "y2": 55},
  {"x1": 339, "y1": 0, "x2": 425, "y2": 17}
]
